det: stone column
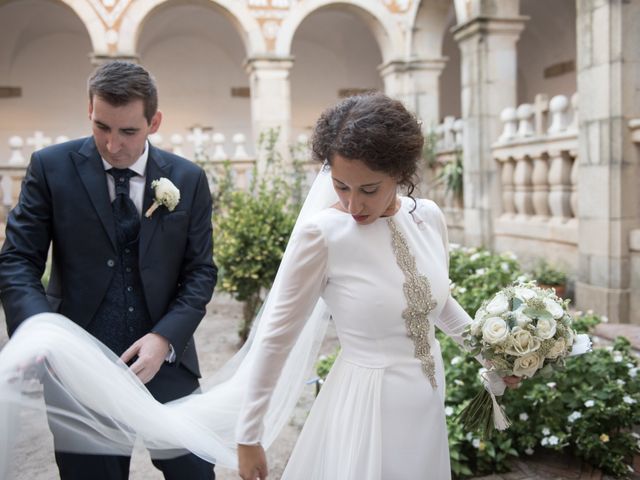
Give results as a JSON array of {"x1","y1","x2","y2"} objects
[
  {"x1": 245, "y1": 56, "x2": 294, "y2": 164},
  {"x1": 575, "y1": 0, "x2": 640, "y2": 323},
  {"x1": 379, "y1": 58, "x2": 447, "y2": 130},
  {"x1": 453, "y1": 14, "x2": 527, "y2": 247}
]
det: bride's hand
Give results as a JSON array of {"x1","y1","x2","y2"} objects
[{"x1": 238, "y1": 443, "x2": 268, "y2": 480}]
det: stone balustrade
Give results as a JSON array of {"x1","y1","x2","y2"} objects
[{"x1": 492, "y1": 93, "x2": 579, "y2": 267}]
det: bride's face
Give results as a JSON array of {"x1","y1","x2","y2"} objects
[{"x1": 330, "y1": 154, "x2": 399, "y2": 225}]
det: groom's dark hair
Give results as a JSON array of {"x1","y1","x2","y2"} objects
[{"x1": 88, "y1": 60, "x2": 158, "y2": 124}]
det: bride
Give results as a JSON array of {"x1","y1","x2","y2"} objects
[{"x1": 0, "y1": 93, "x2": 516, "y2": 480}]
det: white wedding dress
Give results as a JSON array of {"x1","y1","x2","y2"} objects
[
  {"x1": 0, "y1": 171, "x2": 474, "y2": 479},
  {"x1": 236, "y1": 197, "x2": 474, "y2": 479}
]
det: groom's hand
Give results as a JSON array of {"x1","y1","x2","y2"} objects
[{"x1": 120, "y1": 333, "x2": 170, "y2": 384}]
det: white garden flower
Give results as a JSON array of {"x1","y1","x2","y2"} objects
[
  {"x1": 485, "y1": 293, "x2": 509, "y2": 315},
  {"x1": 472, "y1": 438, "x2": 481, "y2": 448},
  {"x1": 525, "y1": 448, "x2": 534, "y2": 455},
  {"x1": 548, "y1": 436, "x2": 559, "y2": 446},
  {"x1": 536, "y1": 317, "x2": 557, "y2": 340},
  {"x1": 458, "y1": 287, "x2": 467, "y2": 294},
  {"x1": 612, "y1": 352, "x2": 623, "y2": 363},
  {"x1": 513, "y1": 352, "x2": 542, "y2": 378},
  {"x1": 543, "y1": 298, "x2": 564, "y2": 319},
  {"x1": 617, "y1": 379, "x2": 626, "y2": 386},
  {"x1": 451, "y1": 356, "x2": 462, "y2": 365},
  {"x1": 623, "y1": 395, "x2": 637, "y2": 405},
  {"x1": 519, "y1": 413, "x2": 529, "y2": 421},
  {"x1": 542, "y1": 427, "x2": 550, "y2": 436},
  {"x1": 501, "y1": 262, "x2": 511, "y2": 272},
  {"x1": 546, "y1": 382, "x2": 556, "y2": 389},
  {"x1": 515, "y1": 308, "x2": 533, "y2": 327},
  {"x1": 482, "y1": 316, "x2": 509, "y2": 344},
  {"x1": 568, "y1": 411, "x2": 582, "y2": 423},
  {"x1": 541, "y1": 437, "x2": 549, "y2": 446},
  {"x1": 445, "y1": 406, "x2": 454, "y2": 416},
  {"x1": 506, "y1": 327, "x2": 541, "y2": 356},
  {"x1": 475, "y1": 268, "x2": 486, "y2": 276},
  {"x1": 584, "y1": 400, "x2": 595, "y2": 408},
  {"x1": 470, "y1": 253, "x2": 481, "y2": 261},
  {"x1": 629, "y1": 367, "x2": 638, "y2": 378}
]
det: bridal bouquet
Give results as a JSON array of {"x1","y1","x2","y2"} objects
[{"x1": 458, "y1": 281, "x2": 591, "y2": 438}]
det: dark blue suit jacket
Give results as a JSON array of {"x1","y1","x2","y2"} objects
[{"x1": 0, "y1": 137, "x2": 217, "y2": 377}]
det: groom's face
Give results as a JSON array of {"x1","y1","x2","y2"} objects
[{"x1": 89, "y1": 95, "x2": 162, "y2": 169}]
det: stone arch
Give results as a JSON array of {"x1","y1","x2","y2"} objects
[
  {"x1": 0, "y1": 0, "x2": 106, "y2": 53},
  {"x1": 119, "y1": 0, "x2": 266, "y2": 58},
  {"x1": 276, "y1": 0, "x2": 403, "y2": 62},
  {"x1": 409, "y1": 0, "x2": 452, "y2": 59}
]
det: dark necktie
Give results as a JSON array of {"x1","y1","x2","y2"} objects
[{"x1": 108, "y1": 168, "x2": 140, "y2": 246}]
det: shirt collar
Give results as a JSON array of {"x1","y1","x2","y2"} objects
[{"x1": 102, "y1": 140, "x2": 149, "y2": 177}]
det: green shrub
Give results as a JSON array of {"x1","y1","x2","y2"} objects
[
  {"x1": 449, "y1": 246, "x2": 523, "y2": 316},
  {"x1": 531, "y1": 259, "x2": 567, "y2": 286},
  {"x1": 213, "y1": 128, "x2": 300, "y2": 341}
]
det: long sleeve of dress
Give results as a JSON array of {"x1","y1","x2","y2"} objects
[
  {"x1": 424, "y1": 200, "x2": 473, "y2": 347},
  {"x1": 235, "y1": 220, "x2": 328, "y2": 445}
]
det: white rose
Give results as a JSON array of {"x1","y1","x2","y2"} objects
[
  {"x1": 536, "y1": 317, "x2": 557, "y2": 340},
  {"x1": 482, "y1": 316, "x2": 509, "y2": 344},
  {"x1": 506, "y1": 327, "x2": 541, "y2": 356},
  {"x1": 546, "y1": 337, "x2": 566, "y2": 359},
  {"x1": 514, "y1": 287, "x2": 536, "y2": 301},
  {"x1": 485, "y1": 293, "x2": 509, "y2": 315},
  {"x1": 543, "y1": 298, "x2": 565, "y2": 319},
  {"x1": 512, "y1": 352, "x2": 543, "y2": 378},
  {"x1": 474, "y1": 307, "x2": 487, "y2": 322}
]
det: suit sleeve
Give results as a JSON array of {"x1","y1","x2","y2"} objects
[
  {"x1": 150, "y1": 169, "x2": 217, "y2": 364},
  {"x1": 0, "y1": 152, "x2": 54, "y2": 335}
]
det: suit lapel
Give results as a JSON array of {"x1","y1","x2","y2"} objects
[
  {"x1": 72, "y1": 138, "x2": 118, "y2": 251},
  {"x1": 140, "y1": 145, "x2": 172, "y2": 258}
]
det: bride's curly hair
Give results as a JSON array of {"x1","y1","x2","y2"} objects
[{"x1": 310, "y1": 92, "x2": 424, "y2": 200}]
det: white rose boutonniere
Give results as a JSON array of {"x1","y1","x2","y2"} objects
[{"x1": 145, "y1": 178, "x2": 180, "y2": 218}]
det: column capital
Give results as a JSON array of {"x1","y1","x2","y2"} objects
[
  {"x1": 378, "y1": 57, "x2": 449, "y2": 78},
  {"x1": 452, "y1": 15, "x2": 528, "y2": 43},
  {"x1": 244, "y1": 56, "x2": 295, "y2": 74},
  {"x1": 90, "y1": 54, "x2": 140, "y2": 66}
]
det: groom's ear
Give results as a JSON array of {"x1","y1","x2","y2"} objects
[
  {"x1": 88, "y1": 99, "x2": 94, "y2": 120},
  {"x1": 149, "y1": 110, "x2": 162, "y2": 134}
]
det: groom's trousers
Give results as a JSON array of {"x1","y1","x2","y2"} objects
[{"x1": 45, "y1": 362, "x2": 215, "y2": 480}]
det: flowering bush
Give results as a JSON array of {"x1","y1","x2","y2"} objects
[{"x1": 449, "y1": 246, "x2": 523, "y2": 316}]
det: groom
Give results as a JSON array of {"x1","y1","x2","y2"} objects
[{"x1": 0, "y1": 61, "x2": 217, "y2": 479}]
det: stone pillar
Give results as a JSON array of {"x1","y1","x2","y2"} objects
[
  {"x1": 453, "y1": 14, "x2": 527, "y2": 247},
  {"x1": 575, "y1": 0, "x2": 640, "y2": 323},
  {"x1": 245, "y1": 56, "x2": 294, "y2": 165},
  {"x1": 379, "y1": 58, "x2": 447, "y2": 130}
]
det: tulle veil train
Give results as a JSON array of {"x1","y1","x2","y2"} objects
[{"x1": 0, "y1": 169, "x2": 338, "y2": 478}]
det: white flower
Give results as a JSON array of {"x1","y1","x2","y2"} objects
[
  {"x1": 445, "y1": 406, "x2": 454, "y2": 416},
  {"x1": 612, "y1": 352, "x2": 623, "y2": 363},
  {"x1": 475, "y1": 268, "x2": 486, "y2": 276},
  {"x1": 601, "y1": 315, "x2": 609, "y2": 323},
  {"x1": 519, "y1": 413, "x2": 529, "y2": 421},
  {"x1": 525, "y1": 448, "x2": 534, "y2": 455},
  {"x1": 584, "y1": 400, "x2": 595, "y2": 408},
  {"x1": 543, "y1": 298, "x2": 564, "y2": 319},
  {"x1": 482, "y1": 317, "x2": 509, "y2": 344},
  {"x1": 506, "y1": 327, "x2": 541, "y2": 356},
  {"x1": 458, "y1": 287, "x2": 467, "y2": 294},
  {"x1": 485, "y1": 293, "x2": 509, "y2": 315},
  {"x1": 501, "y1": 262, "x2": 511, "y2": 272},
  {"x1": 536, "y1": 317, "x2": 557, "y2": 340},
  {"x1": 546, "y1": 382, "x2": 556, "y2": 389},
  {"x1": 568, "y1": 411, "x2": 582, "y2": 423},
  {"x1": 623, "y1": 395, "x2": 637, "y2": 405},
  {"x1": 512, "y1": 352, "x2": 542, "y2": 378},
  {"x1": 451, "y1": 356, "x2": 462, "y2": 365},
  {"x1": 466, "y1": 432, "x2": 474, "y2": 441},
  {"x1": 470, "y1": 253, "x2": 481, "y2": 261},
  {"x1": 548, "y1": 436, "x2": 559, "y2": 446},
  {"x1": 472, "y1": 438, "x2": 481, "y2": 448},
  {"x1": 514, "y1": 287, "x2": 536, "y2": 300},
  {"x1": 145, "y1": 177, "x2": 180, "y2": 217},
  {"x1": 469, "y1": 318, "x2": 484, "y2": 336},
  {"x1": 546, "y1": 337, "x2": 567, "y2": 359},
  {"x1": 541, "y1": 437, "x2": 549, "y2": 446},
  {"x1": 617, "y1": 379, "x2": 626, "y2": 386},
  {"x1": 629, "y1": 367, "x2": 638, "y2": 378},
  {"x1": 542, "y1": 427, "x2": 550, "y2": 436},
  {"x1": 454, "y1": 379, "x2": 464, "y2": 386}
]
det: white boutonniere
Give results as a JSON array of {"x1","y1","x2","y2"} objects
[{"x1": 145, "y1": 177, "x2": 180, "y2": 218}]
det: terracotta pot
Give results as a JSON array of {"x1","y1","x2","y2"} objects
[{"x1": 538, "y1": 283, "x2": 566, "y2": 299}]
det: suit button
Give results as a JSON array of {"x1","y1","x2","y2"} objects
[
  {"x1": 125, "y1": 267, "x2": 132, "y2": 273},
  {"x1": 124, "y1": 248, "x2": 131, "y2": 254},
  {"x1": 107, "y1": 259, "x2": 115, "y2": 267},
  {"x1": 128, "y1": 306, "x2": 134, "y2": 313},
  {"x1": 127, "y1": 286, "x2": 133, "y2": 292}
]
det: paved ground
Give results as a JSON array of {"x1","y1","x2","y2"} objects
[{"x1": 1, "y1": 294, "x2": 637, "y2": 479}]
